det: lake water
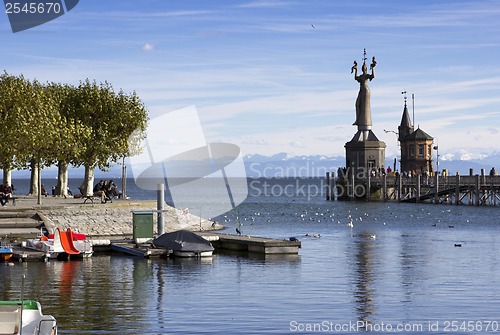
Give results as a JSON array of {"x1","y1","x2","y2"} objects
[{"x1": 1, "y1": 178, "x2": 500, "y2": 334}]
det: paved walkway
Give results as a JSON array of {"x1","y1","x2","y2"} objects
[{"x1": 6, "y1": 195, "x2": 223, "y2": 239}]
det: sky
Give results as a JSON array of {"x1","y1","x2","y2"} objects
[{"x1": 2, "y1": 0, "x2": 500, "y2": 162}]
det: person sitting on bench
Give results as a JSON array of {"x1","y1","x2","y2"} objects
[
  {"x1": 104, "y1": 180, "x2": 122, "y2": 201},
  {"x1": 93, "y1": 180, "x2": 107, "y2": 203},
  {"x1": 0, "y1": 183, "x2": 12, "y2": 206}
]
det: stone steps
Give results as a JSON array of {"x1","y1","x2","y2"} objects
[{"x1": 0, "y1": 210, "x2": 44, "y2": 240}]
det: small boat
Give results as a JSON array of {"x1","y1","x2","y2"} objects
[
  {"x1": 0, "y1": 241, "x2": 13, "y2": 262},
  {"x1": 25, "y1": 234, "x2": 63, "y2": 259},
  {"x1": 153, "y1": 230, "x2": 214, "y2": 257},
  {"x1": 0, "y1": 300, "x2": 58, "y2": 335},
  {"x1": 25, "y1": 228, "x2": 93, "y2": 259}
]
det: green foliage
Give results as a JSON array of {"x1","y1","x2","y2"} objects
[{"x1": 0, "y1": 72, "x2": 149, "y2": 173}]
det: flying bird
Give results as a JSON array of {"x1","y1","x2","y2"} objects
[{"x1": 311, "y1": 24, "x2": 315, "y2": 28}]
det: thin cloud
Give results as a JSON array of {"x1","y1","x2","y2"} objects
[
  {"x1": 237, "y1": 1, "x2": 294, "y2": 9},
  {"x1": 142, "y1": 43, "x2": 155, "y2": 52}
]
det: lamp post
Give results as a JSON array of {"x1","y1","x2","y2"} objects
[
  {"x1": 384, "y1": 129, "x2": 399, "y2": 172},
  {"x1": 433, "y1": 145, "x2": 439, "y2": 175}
]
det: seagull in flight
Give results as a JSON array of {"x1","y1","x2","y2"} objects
[{"x1": 311, "y1": 24, "x2": 315, "y2": 28}]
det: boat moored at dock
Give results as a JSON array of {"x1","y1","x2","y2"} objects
[{"x1": 0, "y1": 241, "x2": 13, "y2": 262}]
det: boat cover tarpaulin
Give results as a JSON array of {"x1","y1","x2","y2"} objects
[{"x1": 153, "y1": 230, "x2": 214, "y2": 252}]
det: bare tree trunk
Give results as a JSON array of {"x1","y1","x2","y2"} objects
[
  {"x1": 29, "y1": 159, "x2": 39, "y2": 195},
  {"x1": 56, "y1": 161, "x2": 69, "y2": 198},
  {"x1": 82, "y1": 165, "x2": 95, "y2": 196},
  {"x1": 2, "y1": 169, "x2": 11, "y2": 189}
]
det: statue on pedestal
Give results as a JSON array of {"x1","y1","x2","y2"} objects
[{"x1": 351, "y1": 49, "x2": 377, "y2": 130}]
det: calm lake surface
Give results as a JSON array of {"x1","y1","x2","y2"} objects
[{"x1": 2, "y1": 178, "x2": 500, "y2": 334}]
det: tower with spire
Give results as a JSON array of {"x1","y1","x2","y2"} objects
[{"x1": 398, "y1": 92, "x2": 434, "y2": 174}]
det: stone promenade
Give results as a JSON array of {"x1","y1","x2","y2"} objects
[{"x1": 0, "y1": 195, "x2": 223, "y2": 240}]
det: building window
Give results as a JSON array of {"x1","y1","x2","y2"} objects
[
  {"x1": 409, "y1": 144, "x2": 415, "y2": 157},
  {"x1": 427, "y1": 145, "x2": 432, "y2": 158},
  {"x1": 368, "y1": 160, "x2": 376, "y2": 169},
  {"x1": 418, "y1": 144, "x2": 424, "y2": 157}
]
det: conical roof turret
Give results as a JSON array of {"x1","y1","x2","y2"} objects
[{"x1": 398, "y1": 101, "x2": 413, "y2": 141}]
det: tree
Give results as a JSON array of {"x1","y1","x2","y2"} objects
[
  {"x1": 46, "y1": 83, "x2": 89, "y2": 197},
  {"x1": 72, "y1": 80, "x2": 148, "y2": 195},
  {"x1": 13, "y1": 79, "x2": 62, "y2": 195},
  {"x1": 0, "y1": 72, "x2": 30, "y2": 187},
  {"x1": 0, "y1": 75, "x2": 148, "y2": 196}
]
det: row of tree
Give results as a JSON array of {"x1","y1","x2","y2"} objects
[{"x1": 0, "y1": 71, "x2": 148, "y2": 197}]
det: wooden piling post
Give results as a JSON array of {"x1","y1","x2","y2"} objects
[
  {"x1": 416, "y1": 174, "x2": 421, "y2": 203},
  {"x1": 434, "y1": 173, "x2": 439, "y2": 204},
  {"x1": 331, "y1": 172, "x2": 335, "y2": 201},
  {"x1": 326, "y1": 172, "x2": 330, "y2": 201},
  {"x1": 455, "y1": 172, "x2": 460, "y2": 205},
  {"x1": 383, "y1": 174, "x2": 387, "y2": 202},
  {"x1": 397, "y1": 173, "x2": 402, "y2": 202},
  {"x1": 492, "y1": 175, "x2": 496, "y2": 206},
  {"x1": 475, "y1": 174, "x2": 480, "y2": 206}
]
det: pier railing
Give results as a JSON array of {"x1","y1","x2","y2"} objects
[{"x1": 326, "y1": 172, "x2": 500, "y2": 206}]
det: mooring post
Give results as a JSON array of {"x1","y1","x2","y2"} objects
[
  {"x1": 493, "y1": 174, "x2": 496, "y2": 206},
  {"x1": 434, "y1": 173, "x2": 439, "y2": 204},
  {"x1": 157, "y1": 183, "x2": 165, "y2": 235},
  {"x1": 397, "y1": 173, "x2": 402, "y2": 202},
  {"x1": 416, "y1": 174, "x2": 421, "y2": 203},
  {"x1": 326, "y1": 172, "x2": 330, "y2": 201},
  {"x1": 475, "y1": 174, "x2": 480, "y2": 206},
  {"x1": 455, "y1": 172, "x2": 460, "y2": 205},
  {"x1": 468, "y1": 169, "x2": 473, "y2": 205},
  {"x1": 383, "y1": 174, "x2": 387, "y2": 202},
  {"x1": 331, "y1": 171, "x2": 335, "y2": 201},
  {"x1": 491, "y1": 174, "x2": 496, "y2": 206}
]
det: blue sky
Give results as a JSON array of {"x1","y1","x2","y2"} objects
[{"x1": 2, "y1": 0, "x2": 500, "y2": 161}]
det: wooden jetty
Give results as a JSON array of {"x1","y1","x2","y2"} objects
[
  {"x1": 10, "y1": 244, "x2": 51, "y2": 262},
  {"x1": 8, "y1": 233, "x2": 301, "y2": 262},
  {"x1": 197, "y1": 232, "x2": 301, "y2": 254},
  {"x1": 111, "y1": 233, "x2": 301, "y2": 257},
  {"x1": 326, "y1": 170, "x2": 500, "y2": 206}
]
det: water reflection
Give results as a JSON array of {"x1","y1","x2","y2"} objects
[
  {"x1": 353, "y1": 233, "x2": 377, "y2": 328},
  {"x1": 2, "y1": 193, "x2": 500, "y2": 334},
  {"x1": 58, "y1": 260, "x2": 80, "y2": 307}
]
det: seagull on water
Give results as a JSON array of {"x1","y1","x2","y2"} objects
[{"x1": 347, "y1": 218, "x2": 354, "y2": 228}]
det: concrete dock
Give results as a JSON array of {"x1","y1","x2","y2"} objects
[
  {"x1": 0, "y1": 195, "x2": 221, "y2": 239},
  {"x1": 0, "y1": 195, "x2": 301, "y2": 260}
]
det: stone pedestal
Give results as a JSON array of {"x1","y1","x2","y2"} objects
[{"x1": 345, "y1": 135, "x2": 386, "y2": 176}]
